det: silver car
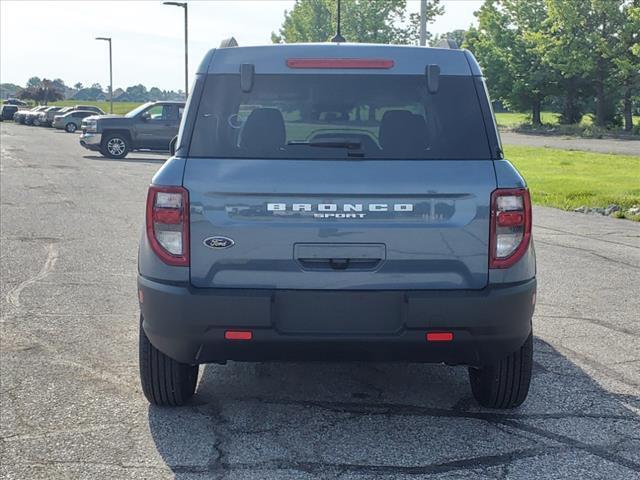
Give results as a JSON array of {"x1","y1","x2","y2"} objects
[
  {"x1": 53, "y1": 110, "x2": 100, "y2": 133},
  {"x1": 42, "y1": 105, "x2": 104, "y2": 127},
  {"x1": 35, "y1": 106, "x2": 64, "y2": 126}
]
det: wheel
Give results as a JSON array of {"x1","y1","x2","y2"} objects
[
  {"x1": 33, "y1": 118, "x2": 41, "y2": 126},
  {"x1": 65, "y1": 122, "x2": 77, "y2": 133},
  {"x1": 101, "y1": 133, "x2": 130, "y2": 159},
  {"x1": 139, "y1": 317, "x2": 199, "y2": 406},
  {"x1": 468, "y1": 333, "x2": 533, "y2": 409}
]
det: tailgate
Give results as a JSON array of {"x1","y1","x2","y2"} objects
[{"x1": 185, "y1": 158, "x2": 495, "y2": 290}]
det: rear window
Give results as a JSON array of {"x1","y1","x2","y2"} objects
[{"x1": 189, "y1": 74, "x2": 491, "y2": 160}]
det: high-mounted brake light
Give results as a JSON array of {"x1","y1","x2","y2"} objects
[
  {"x1": 489, "y1": 188, "x2": 531, "y2": 269},
  {"x1": 286, "y1": 58, "x2": 394, "y2": 69},
  {"x1": 146, "y1": 185, "x2": 189, "y2": 266}
]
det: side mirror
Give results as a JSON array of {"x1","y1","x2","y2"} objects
[{"x1": 140, "y1": 112, "x2": 150, "y2": 121}]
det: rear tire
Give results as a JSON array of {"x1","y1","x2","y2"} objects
[
  {"x1": 101, "y1": 133, "x2": 130, "y2": 159},
  {"x1": 65, "y1": 122, "x2": 77, "y2": 133},
  {"x1": 139, "y1": 318, "x2": 199, "y2": 406},
  {"x1": 468, "y1": 333, "x2": 533, "y2": 409}
]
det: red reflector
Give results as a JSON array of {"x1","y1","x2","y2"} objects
[
  {"x1": 426, "y1": 332, "x2": 454, "y2": 342},
  {"x1": 224, "y1": 330, "x2": 253, "y2": 341},
  {"x1": 497, "y1": 211, "x2": 524, "y2": 227},
  {"x1": 154, "y1": 207, "x2": 182, "y2": 224},
  {"x1": 286, "y1": 58, "x2": 394, "y2": 69}
]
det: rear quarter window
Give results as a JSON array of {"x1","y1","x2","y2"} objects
[{"x1": 189, "y1": 74, "x2": 491, "y2": 160}]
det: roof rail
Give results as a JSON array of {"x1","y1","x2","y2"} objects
[
  {"x1": 219, "y1": 37, "x2": 238, "y2": 48},
  {"x1": 434, "y1": 38, "x2": 459, "y2": 50}
]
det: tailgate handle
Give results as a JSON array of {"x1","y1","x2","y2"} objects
[
  {"x1": 294, "y1": 243, "x2": 386, "y2": 271},
  {"x1": 329, "y1": 258, "x2": 350, "y2": 270},
  {"x1": 298, "y1": 257, "x2": 380, "y2": 271}
]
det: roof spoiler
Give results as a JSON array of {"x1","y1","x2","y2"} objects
[
  {"x1": 219, "y1": 37, "x2": 238, "y2": 48},
  {"x1": 434, "y1": 38, "x2": 459, "y2": 49}
]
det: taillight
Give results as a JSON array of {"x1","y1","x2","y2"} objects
[
  {"x1": 489, "y1": 188, "x2": 531, "y2": 269},
  {"x1": 146, "y1": 185, "x2": 189, "y2": 266}
]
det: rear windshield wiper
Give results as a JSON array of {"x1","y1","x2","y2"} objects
[
  {"x1": 287, "y1": 138, "x2": 365, "y2": 157},
  {"x1": 288, "y1": 138, "x2": 362, "y2": 150}
]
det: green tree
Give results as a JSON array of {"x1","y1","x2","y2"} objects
[
  {"x1": 18, "y1": 79, "x2": 63, "y2": 105},
  {"x1": 272, "y1": 0, "x2": 332, "y2": 43},
  {"x1": 26, "y1": 76, "x2": 42, "y2": 88},
  {"x1": 149, "y1": 87, "x2": 164, "y2": 101},
  {"x1": 545, "y1": 0, "x2": 628, "y2": 127},
  {"x1": 125, "y1": 84, "x2": 149, "y2": 101},
  {"x1": 465, "y1": 0, "x2": 556, "y2": 125},
  {"x1": 433, "y1": 29, "x2": 467, "y2": 48},
  {"x1": 272, "y1": 0, "x2": 442, "y2": 45},
  {"x1": 73, "y1": 82, "x2": 83, "y2": 90},
  {"x1": 614, "y1": 0, "x2": 640, "y2": 131}
]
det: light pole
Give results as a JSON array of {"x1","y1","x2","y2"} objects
[
  {"x1": 95, "y1": 37, "x2": 113, "y2": 113},
  {"x1": 419, "y1": 0, "x2": 427, "y2": 46},
  {"x1": 163, "y1": 1, "x2": 189, "y2": 98}
]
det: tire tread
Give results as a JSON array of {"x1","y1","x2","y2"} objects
[
  {"x1": 469, "y1": 334, "x2": 533, "y2": 409},
  {"x1": 139, "y1": 318, "x2": 198, "y2": 406}
]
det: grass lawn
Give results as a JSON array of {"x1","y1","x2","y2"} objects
[
  {"x1": 504, "y1": 144, "x2": 640, "y2": 219},
  {"x1": 495, "y1": 112, "x2": 560, "y2": 127},
  {"x1": 50, "y1": 100, "x2": 142, "y2": 115},
  {"x1": 495, "y1": 111, "x2": 640, "y2": 129}
]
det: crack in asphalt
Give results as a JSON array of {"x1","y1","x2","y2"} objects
[
  {"x1": 535, "y1": 314, "x2": 639, "y2": 337},
  {"x1": 169, "y1": 446, "x2": 565, "y2": 477},
  {"x1": 536, "y1": 224, "x2": 640, "y2": 250},
  {"x1": 535, "y1": 239, "x2": 640, "y2": 270},
  {"x1": 497, "y1": 419, "x2": 640, "y2": 473},
  {"x1": 249, "y1": 398, "x2": 638, "y2": 423},
  {"x1": 180, "y1": 395, "x2": 640, "y2": 475},
  {"x1": 207, "y1": 397, "x2": 640, "y2": 473},
  {"x1": 554, "y1": 344, "x2": 640, "y2": 389}
]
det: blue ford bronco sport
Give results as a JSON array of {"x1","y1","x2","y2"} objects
[{"x1": 138, "y1": 40, "x2": 536, "y2": 408}]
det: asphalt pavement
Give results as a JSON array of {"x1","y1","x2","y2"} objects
[{"x1": 1, "y1": 122, "x2": 639, "y2": 479}]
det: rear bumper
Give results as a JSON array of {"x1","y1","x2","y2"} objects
[{"x1": 139, "y1": 276, "x2": 535, "y2": 366}]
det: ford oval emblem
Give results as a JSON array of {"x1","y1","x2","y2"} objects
[{"x1": 203, "y1": 236, "x2": 235, "y2": 249}]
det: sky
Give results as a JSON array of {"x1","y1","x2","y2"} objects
[{"x1": 0, "y1": 0, "x2": 482, "y2": 92}]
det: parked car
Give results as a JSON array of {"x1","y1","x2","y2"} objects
[
  {"x1": 79, "y1": 101, "x2": 184, "y2": 158},
  {"x1": 14, "y1": 106, "x2": 47, "y2": 124},
  {"x1": 137, "y1": 42, "x2": 536, "y2": 408},
  {"x1": 23, "y1": 106, "x2": 52, "y2": 125},
  {"x1": 0, "y1": 104, "x2": 19, "y2": 121},
  {"x1": 34, "y1": 106, "x2": 62, "y2": 126},
  {"x1": 39, "y1": 105, "x2": 104, "y2": 127},
  {"x1": 39, "y1": 106, "x2": 69, "y2": 126},
  {"x1": 3, "y1": 98, "x2": 27, "y2": 106},
  {"x1": 53, "y1": 110, "x2": 100, "y2": 133}
]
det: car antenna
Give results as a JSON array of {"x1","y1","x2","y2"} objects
[{"x1": 330, "y1": 0, "x2": 346, "y2": 43}]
